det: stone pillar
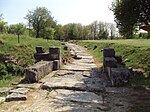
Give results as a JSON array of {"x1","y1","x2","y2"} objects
[
  {"x1": 34, "y1": 46, "x2": 50, "y2": 62},
  {"x1": 103, "y1": 48, "x2": 117, "y2": 72},
  {"x1": 49, "y1": 47, "x2": 61, "y2": 60},
  {"x1": 103, "y1": 48, "x2": 115, "y2": 57},
  {"x1": 36, "y1": 46, "x2": 45, "y2": 53},
  {"x1": 49, "y1": 47, "x2": 61, "y2": 70}
]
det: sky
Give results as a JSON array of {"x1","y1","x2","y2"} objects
[{"x1": 0, "y1": 0, "x2": 115, "y2": 25}]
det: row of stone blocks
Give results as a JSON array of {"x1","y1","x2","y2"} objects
[{"x1": 24, "y1": 46, "x2": 61, "y2": 83}]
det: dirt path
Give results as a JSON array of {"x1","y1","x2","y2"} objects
[{"x1": 0, "y1": 43, "x2": 150, "y2": 112}]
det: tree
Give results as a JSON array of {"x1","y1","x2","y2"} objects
[
  {"x1": 0, "y1": 14, "x2": 3, "y2": 21},
  {"x1": 0, "y1": 14, "x2": 7, "y2": 33},
  {"x1": 43, "y1": 27, "x2": 55, "y2": 40},
  {"x1": 25, "y1": 7, "x2": 56, "y2": 38},
  {"x1": 109, "y1": 23, "x2": 116, "y2": 40},
  {"x1": 0, "y1": 21, "x2": 7, "y2": 33},
  {"x1": 111, "y1": 0, "x2": 150, "y2": 37},
  {"x1": 15, "y1": 23, "x2": 25, "y2": 43},
  {"x1": 8, "y1": 23, "x2": 25, "y2": 43}
]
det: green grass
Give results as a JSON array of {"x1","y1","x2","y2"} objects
[
  {"x1": 75, "y1": 39, "x2": 150, "y2": 86},
  {"x1": 83, "y1": 39, "x2": 150, "y2": 47},
  {"x1": 0, "y1": 34, "x2": 64, "y2": 87}
]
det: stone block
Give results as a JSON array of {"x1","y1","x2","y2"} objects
[
  {"x1": 104, "y1": 57, "x2": 117, "y2": 68},
  {"x1": 35, "y1": 46, "x2": 45, "y2": 53},
  {"x1": 103, "y1": 48, "x2": 115, "y2": 57},
  {"x1": 0, "y1": 87, "x2": 12, "y2": 93},
  {"x1": 5, "y1": 93, "x2": 27, "y2": 102},
  {"x1": 34, "y1": 53, "x2": 50, "y2": 62},
  {"x1": 9, "y1": 88, "x2": 29, "y2": 94},
  {"x1": 53, "y1": 60, "x2": 60, "y2": 70},
  {"x1": 49, "y1": 47, "x2": 61, "y2": 60},
  {"x1": 64, "y1": 45, "x2": 68, "y2": 50},
  {"x1": 24, "y1": 61, "x2": 53, "y2": 83},
  {"x1": 17, "y1": 83, "x2": 42, "y2": 89}
]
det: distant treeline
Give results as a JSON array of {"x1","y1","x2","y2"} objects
[{"x1": 0, "y1": 6, "x2": 149, "y2": 41}]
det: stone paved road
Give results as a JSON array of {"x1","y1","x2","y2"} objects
[{"x1": 0, "y1": 43, "x2": 136, "y2": 112}]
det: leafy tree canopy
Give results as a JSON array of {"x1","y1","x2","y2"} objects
[
  {"x1": 111, "y1": 0, "x2": 150, "y2": 37},
  {"x1": 25, "y1": 7, "x2": 56, "y2": 38}
]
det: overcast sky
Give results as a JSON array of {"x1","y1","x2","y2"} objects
[{"x1": 0, "y1": 0, "x2": 115, "y2": 25}]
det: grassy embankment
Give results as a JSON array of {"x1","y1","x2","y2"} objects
[
  {"x1": 75, "y1": 39, "x2": 150, "y2": 87},
  {"x1": 0, "y1": 34, "x2": 64, "y2": 87}
]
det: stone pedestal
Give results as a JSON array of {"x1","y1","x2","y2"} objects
[
  {"x1": 103, "y1": 48, "x2": 115, "y2": 57},
  {"x1": 34, "y1": 53, "x2": 50, "y2": 62},
  {"x1": 25, "y1": 61, "x2": 53, "y2": 83},
  {"x1": 36, "y1": 46, "x2": 45, "y2": 53},
  {"x1": 53, "y1": 60, "x2": 60, "y2": 70},
  {"x1": 49, "y1": 47, "x2": 61, "y2": 61}
]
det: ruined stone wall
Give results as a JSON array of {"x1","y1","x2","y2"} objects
[{"x1": 25, "y1": 46, "x2": 61, "y2": 83}]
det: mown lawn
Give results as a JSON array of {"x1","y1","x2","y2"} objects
[
  {"x1": 0, "y1": 34, "x2": 64, "y2": 87},
  {"x1": 75, "y1": 39, "x2": 150, "y2": 86}
]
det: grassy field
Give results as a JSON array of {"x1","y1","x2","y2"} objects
[
  {"x1": 75, "y1": 39, "x2": 150, "y2": 86},
  {"x1": 0, "y1": 34, "x2": 64, "y2": 87}
]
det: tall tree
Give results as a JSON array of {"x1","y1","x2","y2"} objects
[
  {"x1": 111, "y1": 0, "x2": 150, "y2": 37},
  {"x1": 25, "y1": 7, "x2": 56, "y2": 38}
]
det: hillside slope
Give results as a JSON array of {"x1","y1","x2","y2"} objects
[{"x1": 0, "y1": 34, "x2": 63, "y2": 86}]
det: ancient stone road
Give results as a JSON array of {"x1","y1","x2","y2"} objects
[{"x1": 1, "y1": 43, "x2": 146, "y2": 112}]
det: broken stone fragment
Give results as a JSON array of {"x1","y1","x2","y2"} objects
[
  {"x1": 5, "y1": 93, "x2": 27, "y2": 102},
  {"x1": 9, "y1": 88, "x2": 29, "y2": 94},
  {"x1": 0, "y1": 97, "x2": 6, "y2": 102},
  {"x1": 0, "y1": 87, "x2": 12, "y2": 93},
  {"x1": 17, "y1": 83, "x2": 42, "y2": 89}
]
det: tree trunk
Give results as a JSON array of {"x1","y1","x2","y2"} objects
[{"x1": 18, "y1": 34, "x2": 20, "y2": 43}]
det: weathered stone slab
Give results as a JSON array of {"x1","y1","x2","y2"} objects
[
  {"x1": 42, "y1": 77, "x2": 86, "y2": 91},
  {"x1": 61, "y1": 64, "x2": 94, "y2": 71},
  {"x1": 56, "y1": 70, "x2": 75, "y2": 76},
  {"x1": 71, "y1": 62, "x2": 97, "y2": 67},
  {"x1": 5, "y1": 93, "x2": 27, "y2": 102},
  {"x1": 0, "y1": 97, "x2": 6, "y2": 102},
  {"x1": 0, "y1": 87, "x2": 12, "y2": 93},
  {"x1": 49, "y1": 89, "x2": 103, "y2": 104},
  {"x1": 34, "y1": 53, "x2": 50, "y2": 62},
  {"x1": 17, "y1": 83, "x2": 42, "y2": 89},
  {"x1": 9, "y1": 88, "x2": 29, "y2": 94},
  {"x1": 39, "y1": 71, "x2": 57, "y2": 83},
  {"x1": 75, "y1": 58, "x2": 95, "y2": 63},
  {"x1": 24, "y1": 61, "x2": 53, "y2": 83}
]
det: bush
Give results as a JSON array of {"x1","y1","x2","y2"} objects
[{"x1": 0, "y1": 64, "x2": 8, "y2": 80}]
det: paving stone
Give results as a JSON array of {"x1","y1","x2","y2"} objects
[
  {"x1": 39, "y1": 71, "x2": 58, "y2": 83},
  {"x1": 61, "y1": 65, "x2": 93, "y2": 71},
  {"x1": 17, "y1": 83, "x2": 42, "y2": 89},
  {"x1": 0, "y1": 87, "x2": 12, "y2": 93},
  {"x1": 42, "y1": 76, "x2": 86, "y2": 91},
  {"x1": 56, "y1": 70, "x2": 75, "y2": 76},
  {"x1": 9, "y1": 88, "x2": 29, "y2": 94},
  {"x1": 0, "y1": 97, "x2": 6, "y2": 102},
  {"x1": 5, "y1": 93, "x2": 27, "y2": 102},
  {"x1": 49, "y1": 89, "x2": 103, "y2": 104}
]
